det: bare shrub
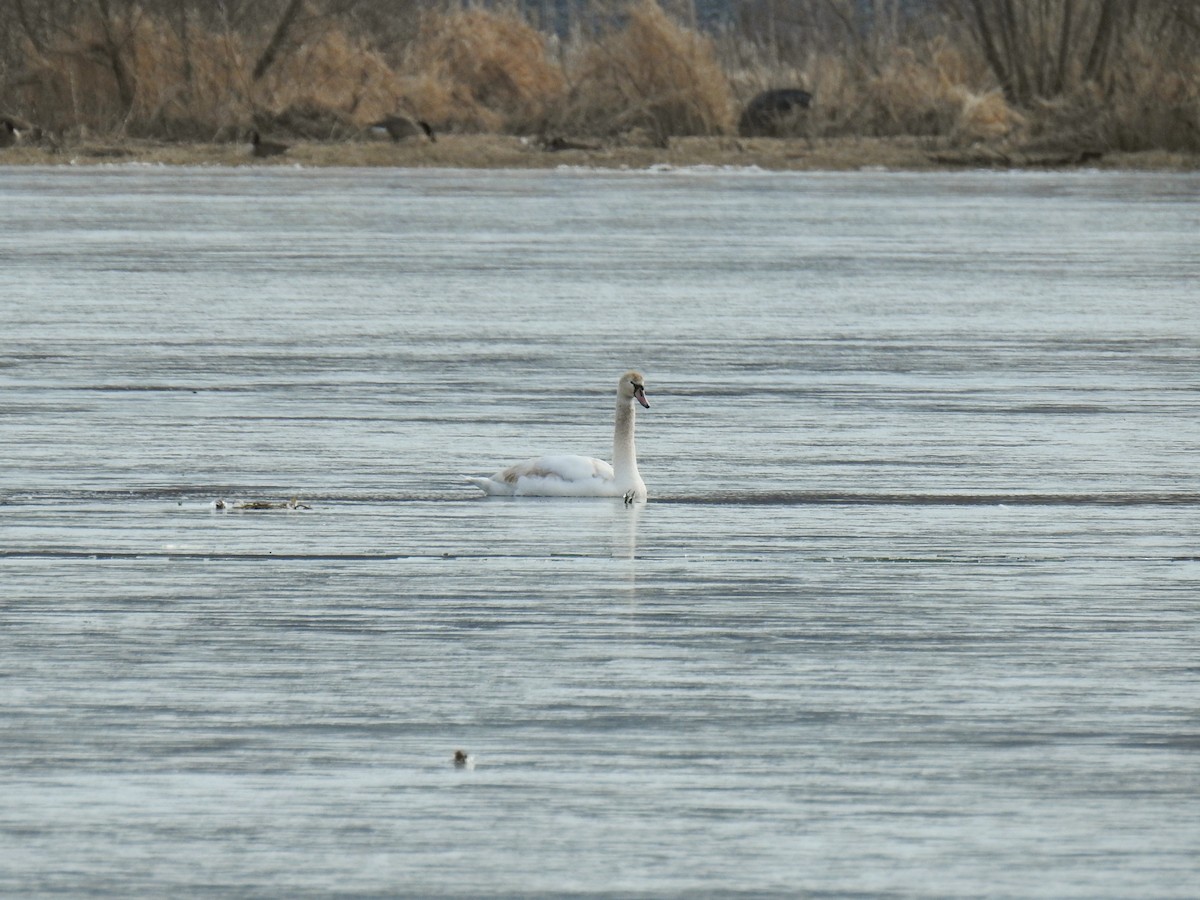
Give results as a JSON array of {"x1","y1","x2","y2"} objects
[
  {"x1": 1027, "y1": 63, "x2": 1200, "y2": 154},
  {"x1": 945, "y1": 0, "x2": 1134, "y2": 105},
  {"x1": 953, "y1": 89, "x2": 1026, "y2": 143},
  {"x1": 715, "y1": 30, "x2": 1015, "y2": 144},
  {"x1": 942, "y1": 0, "x2": 1199, "y2": 152},
  {"x1": 8, "y1": 14, "x2": 153, "y2": 135},
  {"x1": 1101, "y1": 33, "x2": 1200, "y2": 152},
  {"x1": 0, "y1": 0, "x2": 1193, "y2": 155},
  {"x1": 398, "y1": 7, "x2": 566, "y2": 133},
  {"x1": 1008, "y1": 24, "x2": 1198, "y2": 156},
  {"x1": 865, "y1": 47, "x2": 961, "y2": 136},
  {"x1": 259, "y1": 28, "x2": 402, "y2": 133},
  {"x1": 559, "y1": 0, "x2": 734, "y2": 141},
  {"x1": 7, "y1": 9, "x2": 408, "y2": 140}
]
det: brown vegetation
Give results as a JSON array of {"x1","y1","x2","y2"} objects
[
  {"x1": 558, "y1": 1, "x2": 734, "y2": 143},
  {"x1": 398, "y1": 7, "x2": 566, "y2": 133},
  {"x1": 0, "y1": 0, "x2": 1196, "y2": 165}
]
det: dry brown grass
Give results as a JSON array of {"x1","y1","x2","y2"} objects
[
  {"x1": 738, "y1": 37, "x2": 1024, "y2": 146},
  {"x1": 557, "y1": 0, "x2": 734, "y2": 141},
  {"x1": 397, "y1": 7, "x2": 566, "y2": 133},
  {"x1": 260, "y1": 30, "x2": 402, "y2": 135},
  {"x1": 718, "y1": 33, "x2": 1026, "y2": 149},
  {"x1": 1090, "y1": 40, "x2": 1199, "y2": 153},
  {"x1": 8, "y1": 12, "x2": 401, "y2": 139},
  {"x1": 1015, "y1": 40, "x2": 1200, "y2": 156},
  {"x1": 1, "y1": 1, "x2": 1196, "y2": 157}
]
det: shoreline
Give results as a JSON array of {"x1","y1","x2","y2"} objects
[{"x1": 2, "y1": 135, "x2": 1198, "y2": 172}]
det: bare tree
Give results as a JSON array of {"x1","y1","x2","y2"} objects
[
  {"x1": 946, "y1": 0, "x2": 1145, "y2": 103},
  {"x1": 251, "y1": 0, "x2": 304, "y2": 80},
  {"x1": 90, "y1": 0, "x2": 140, "y2": 115}
]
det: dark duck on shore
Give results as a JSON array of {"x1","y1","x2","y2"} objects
[
  {"x1": 370, "y1": 115, "x2": 436, "y2": 143},
  {"x1": 249, "y1": 130, "x2": 289, "y2": 158},
  {"x1": 539, "y1": 135, "x2": 602, "y2": 152}
]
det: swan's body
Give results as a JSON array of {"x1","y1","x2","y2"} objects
[{"x1": 465, "y1": 371, "x2": 650, "y2": 500}]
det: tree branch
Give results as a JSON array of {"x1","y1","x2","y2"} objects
[{"x1": 252, "y1": 0, "x2": 305, "y2": 82}]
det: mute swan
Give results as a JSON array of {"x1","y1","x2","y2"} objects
[{"x1": 465, "y1": 371, "x2": 650, "y2": 499}]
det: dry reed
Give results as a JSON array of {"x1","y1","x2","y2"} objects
[
  {"x1": 557, "y1": 0, "x2": 734, "y2": 141},
  {"x1": 0, "y1": 0, "x2": 1195, "y2": 158},
  {"x1": 397, "y1": 7, "x2": 566, "y2": 133}
]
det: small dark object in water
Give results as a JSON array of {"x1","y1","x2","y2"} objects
[
  {"x1": 738, "y1": 88, "x2": 814, "y2": 137},
  {"x1": 250, "y1": 130, "x2": 289, "y2": 158},
  {"x1": 215, "y1": 498, "x2": 311, "y2": 511},
  {"x1": 370, "y1": 115, "x2": 436, "y2": 143},
  {"x1": 453, "y1": 750, "x2": 470, "y2": 767}
]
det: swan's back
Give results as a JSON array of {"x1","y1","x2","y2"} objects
[{"x1": 466, "y1": 454, "x2": 617, "y2": 497}]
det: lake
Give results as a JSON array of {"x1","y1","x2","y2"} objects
[{"x1": 1, "y1": 164, "x2": 1198, "y2": 897}]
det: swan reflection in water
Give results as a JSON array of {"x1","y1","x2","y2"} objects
[{"x1": 465, "y1": 371, "x2": 650, "y2": 501}]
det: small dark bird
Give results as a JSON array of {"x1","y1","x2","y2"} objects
[
  {"x1": 453, "y1": 750, "x2": 471, "y2": 768},
  {"x1": 250, "y1": 130, "x2": 289, "y2": 158},
  {"x1": 370, "y1": 115, "x2": 436, "y2": 143},
  {"x1": 540, "y1": 135, "x2": 601, "y2": 152},
  {"x1": 0, "y1": 119, "x2": 17, "y2": 148}
]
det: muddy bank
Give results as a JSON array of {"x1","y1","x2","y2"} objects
[{"x1": 2, "y1": 134, "x2": 1196, "y2": 171}]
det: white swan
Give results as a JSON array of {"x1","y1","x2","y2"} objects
[{"x1": 465, "y1": 371, "x2": 650, "y2": 499}]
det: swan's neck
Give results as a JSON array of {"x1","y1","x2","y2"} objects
[{"x1": 612, "y1": 396, "x2": 640, "y2": 484}]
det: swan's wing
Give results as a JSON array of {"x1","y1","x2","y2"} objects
[
  {"x1": 466, "y1": 455, "x2": 619, "y2": 497},
  {"x1": 474, "y1": 455, "x2": 615, "y2": 496},
  {"x1": 506, "y1": 455, "x2": 614, "y2": 484}
]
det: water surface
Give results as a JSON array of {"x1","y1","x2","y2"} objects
[{"x1": 2, "y1": 165, "x2": 1198, "y2": 897}]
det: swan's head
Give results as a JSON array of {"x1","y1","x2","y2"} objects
[{"x1": 620, "y1": 370, "x2": 649, "y2": 408}]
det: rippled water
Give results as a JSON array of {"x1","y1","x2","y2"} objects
[{"x1": 2, "y1": 165, "x2": 1199, "y2": 897}]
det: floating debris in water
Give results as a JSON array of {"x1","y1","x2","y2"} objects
[{"x1": 212, "y1": 498, "x2": 311, "y2": 511}]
